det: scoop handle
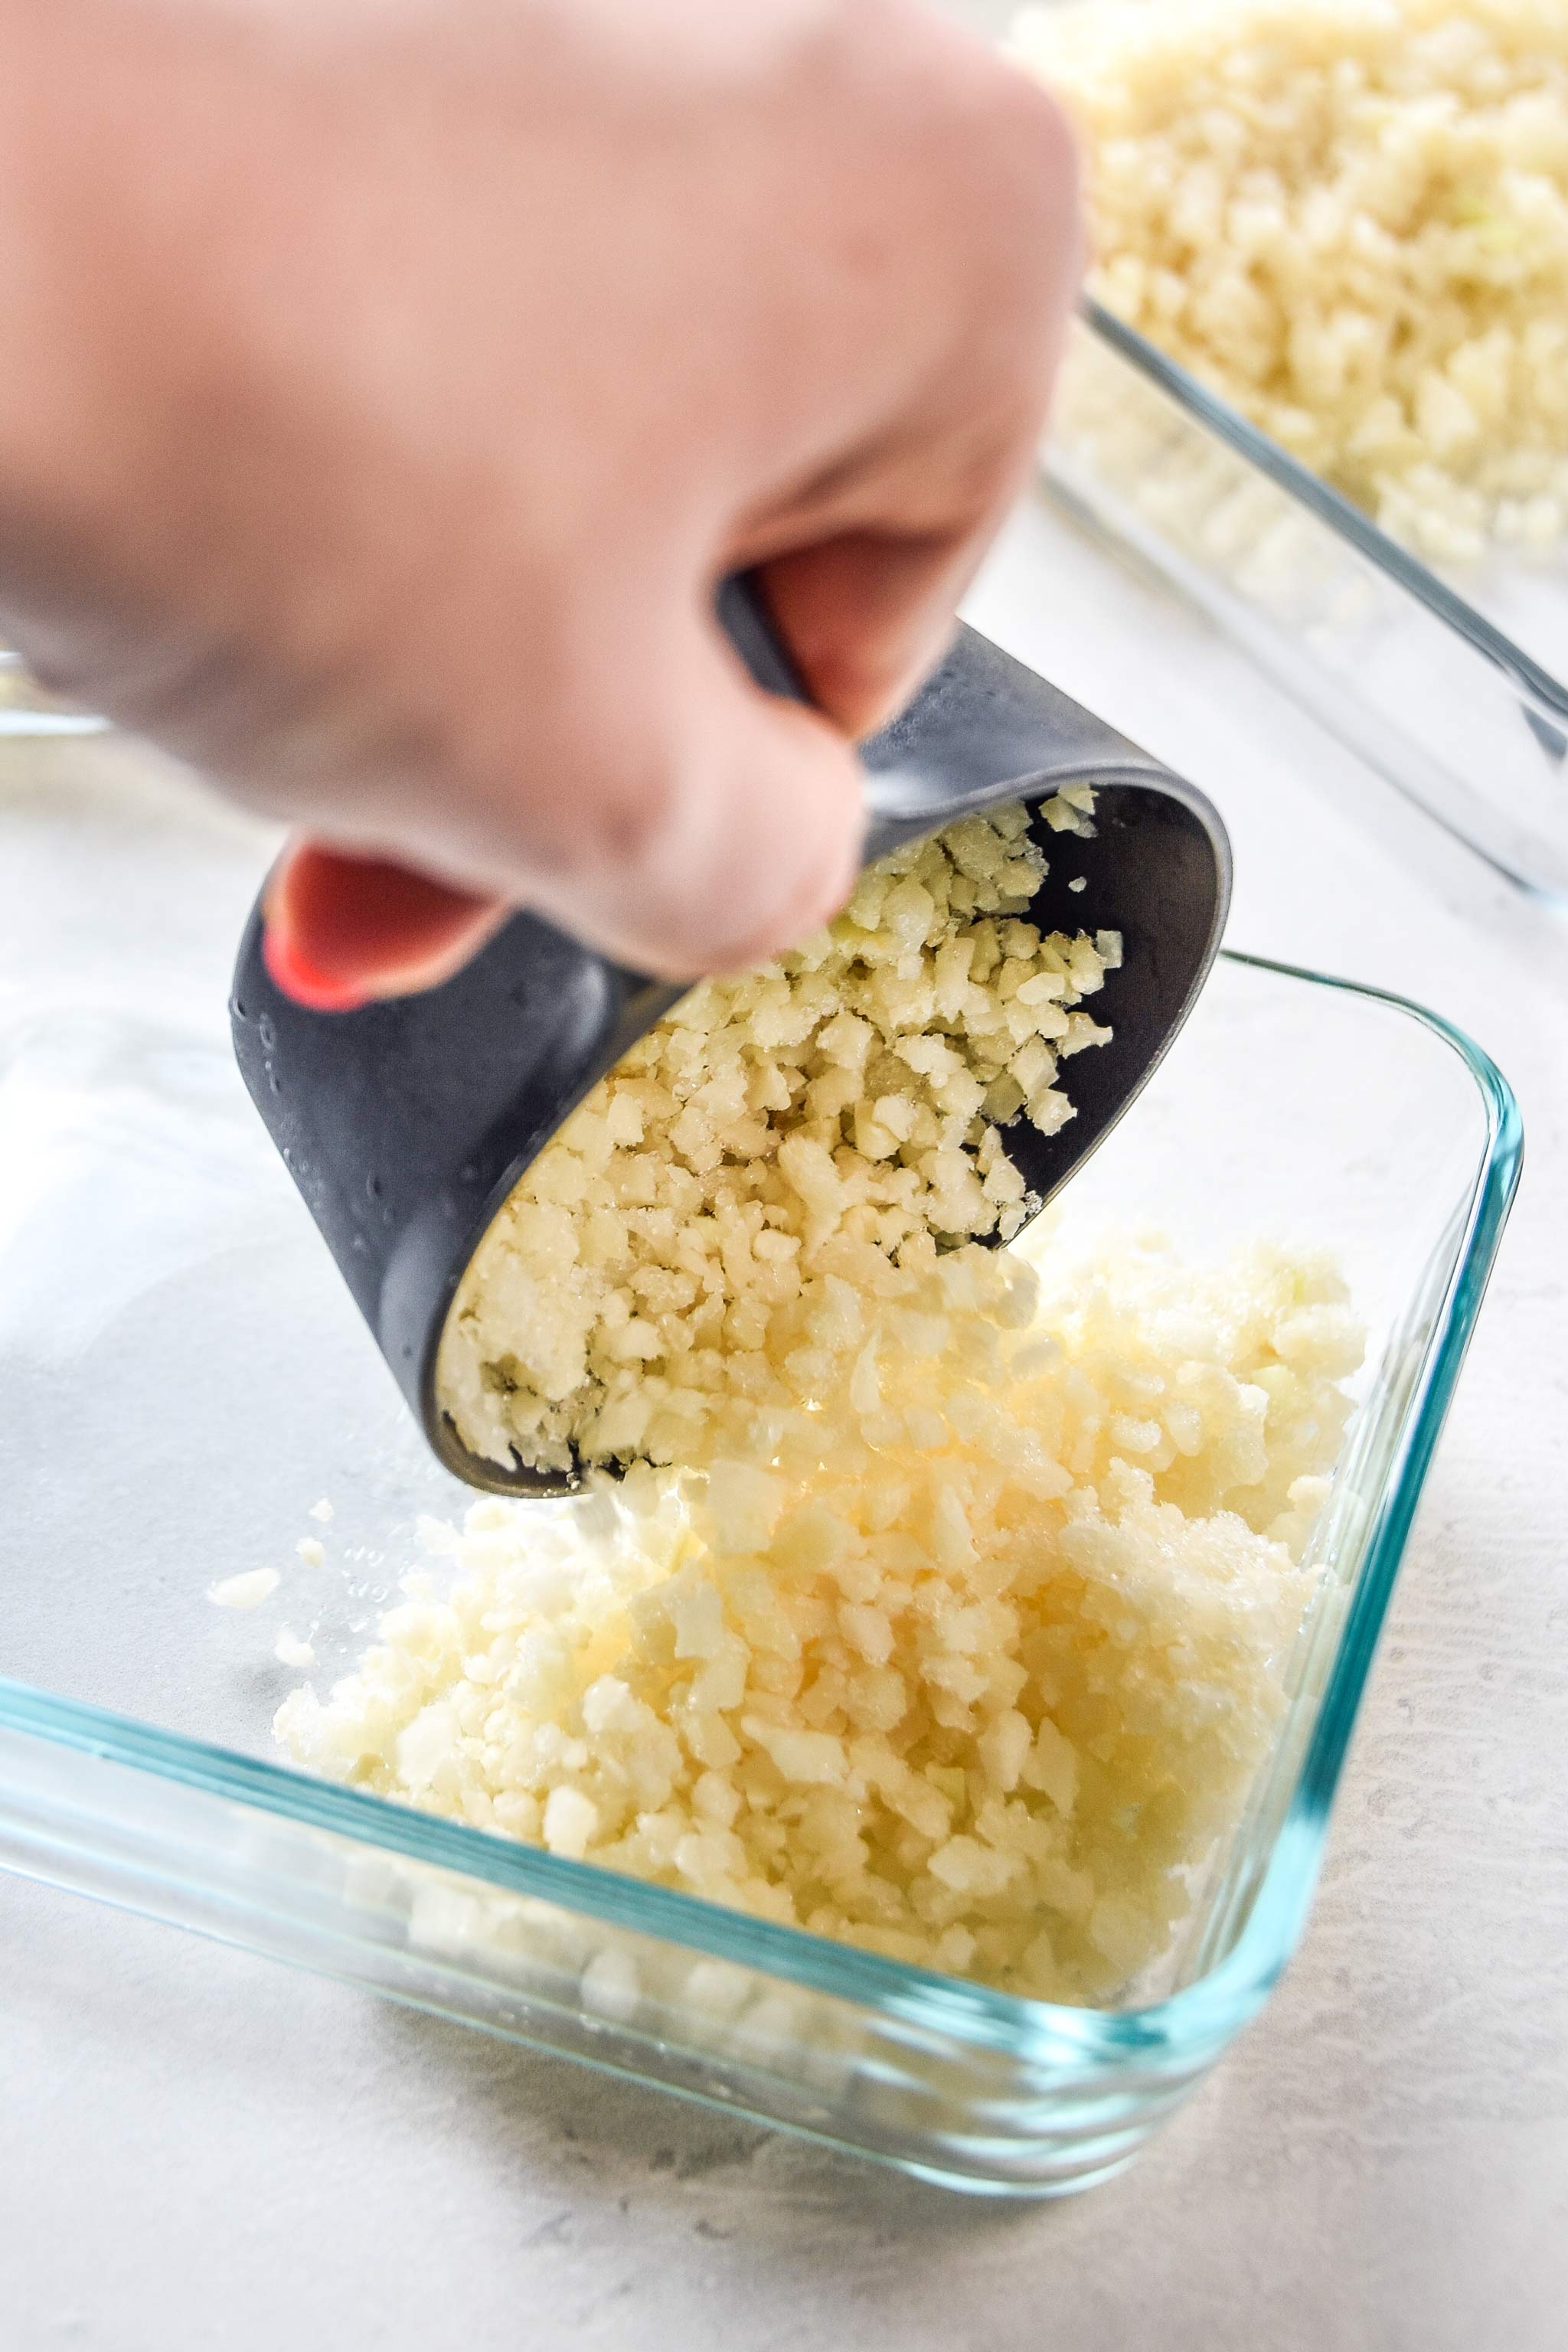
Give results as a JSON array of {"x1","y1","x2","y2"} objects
[
  {"x1": 717, "y1": 572, "x2": 916, "y2": 856},
  {"x1": 714, "y1": 571, "x2": 808, "y2": 704}
]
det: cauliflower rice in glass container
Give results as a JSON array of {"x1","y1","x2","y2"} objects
[
  {"x1": 0, "y1": 950, "x2": 1519, "y2": 2193},
  {"x1": 1010, "y1": 0, "x2": 1568, "y2": 895}
]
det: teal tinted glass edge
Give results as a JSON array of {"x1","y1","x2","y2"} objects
[
  {"x1": 1161, "y1": 952, "x2": 1524, "y2": 2045},
  {"x1": 0, "y1": 954, "x2": 1524, "y2": 2072},
  {"x1": 1080, "y1": 296, "x2": 1568, "y2": 731}
]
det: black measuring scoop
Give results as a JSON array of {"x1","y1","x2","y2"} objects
[{"x1": 232, "y1": 577, "x2": 1231, "y2": 1496}]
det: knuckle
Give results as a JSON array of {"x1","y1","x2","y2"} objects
[
  {"x1": 570, "y1": 735, "x2": 691, "y2": 884},
  {"x1": 882, "y1": 36, "x2": 1080, "y2": 327},
  {"x1": 981, "y1": 72, "x2": 1081, "y2": 243}
]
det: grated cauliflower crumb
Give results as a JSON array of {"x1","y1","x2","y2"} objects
[
  {"x1": 274, "y1": 1625, "x2": 318, "y2": 1671},
  {"x1": 1012, "y1": 0, "x2": 1568, "y2": 565},
  {"x1": 437, "y1": 799, "x2": 1119, "y2": 1479},
  {"x1": 209, "y1": 1567, "x2": 279, "y2": 1611},
  {"x1": 280, "y1": 1233, "x2": 1361, "y2": 2005}
]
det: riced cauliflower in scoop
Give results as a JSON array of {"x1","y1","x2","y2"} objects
[
  {"x1": 281, "y1": 1232, "x2": 1362, "y2": 2005},
  {"x1": 437, "y1": 799, "x2": 1120, "y2": 1479}
]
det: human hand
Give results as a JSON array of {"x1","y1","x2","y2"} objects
[{"x1": 0, "y1": 0, "x2": 1080, "y2": 998}]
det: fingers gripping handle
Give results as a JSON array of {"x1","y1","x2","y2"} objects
[
  {"x1": 716, "y1": 570, "x2": 1177, "y2": 864},
  {"x1": 716, "y1": 571, "x2": 915, "y2": 860}
]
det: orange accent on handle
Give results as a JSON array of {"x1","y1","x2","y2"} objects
[
  {"x1": 263, "y1": 841, "x2": 505, "y2": 1009},
  {"x1": 260, "y1": 919, "x2": 371, "y2": 1013}
]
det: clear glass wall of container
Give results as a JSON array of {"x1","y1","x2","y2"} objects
[{"x1": 0, "y1": 953, "x2": 1521, "y2": 2194}]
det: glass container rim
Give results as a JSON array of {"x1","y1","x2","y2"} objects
[
  {"x1": 0, "y1": 951, "x2": 1523, "y2": 2069},
  {"x1": 1078, "y1": 296, "x2": 1568, "y2": 734}
]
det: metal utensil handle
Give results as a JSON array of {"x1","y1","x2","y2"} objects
[{"x1": 715, "y1": 570, "x2": 921, "y2": 857}]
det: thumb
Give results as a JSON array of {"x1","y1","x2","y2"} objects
[
  {"x1": 527, "y1": 603, "x2": 867, "y2": 979},
  {"x1": 262, "y1": 604, "x2": 869, "y2": 999}
]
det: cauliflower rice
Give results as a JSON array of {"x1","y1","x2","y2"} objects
[
  {"x1": 279, "y1": 790, "x2": 1363, "y2": 2007},
  {"x1": 438, "y1": 797, "x2": 1119, "y2": 1480},
  {"x1": 280, "y1": 1231, "x2": 1362, "y2": 2005},
  {"x1": 1013, "y1": 0, "x2": 1568, "y2": 564}
]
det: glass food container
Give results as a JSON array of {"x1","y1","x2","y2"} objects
[
  {"x1": 1047, "y1": 302, "x2": 1568, "y2": 900},
  {"x1": 0, "y1": 949, "x2": 1520, "y2": 2196}
]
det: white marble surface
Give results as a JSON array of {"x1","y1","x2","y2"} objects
[{"x1": 0, "y1": 484, "x2": 1564, "y2": 2349}]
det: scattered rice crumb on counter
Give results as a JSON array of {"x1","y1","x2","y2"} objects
[
  {"x1": 1012, "y1": 0, "x2": 1568, "y2": 564},
  {"x1": 280, "y1": 1233, "x2": 1362, "y2": 2006},
  {"x1": 209, "y1": 1567, "x2": 279, "y2": 1611},
  {"x1": 437, "y1": 799, "x2": 1120, "y2": 1479}
]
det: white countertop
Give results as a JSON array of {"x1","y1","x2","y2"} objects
[{"x1": 1, "y1": 490, "x2": 1564, "y2": 2351}]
